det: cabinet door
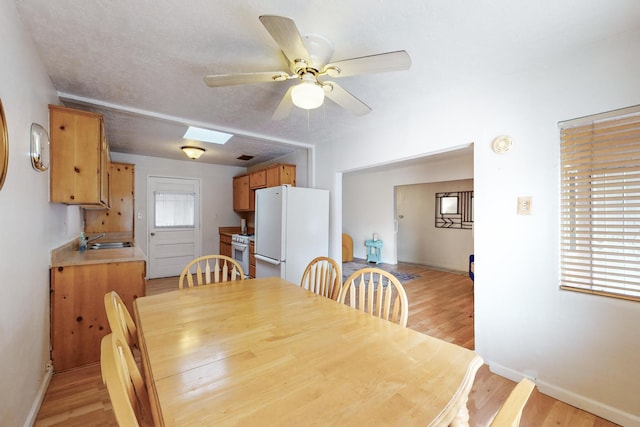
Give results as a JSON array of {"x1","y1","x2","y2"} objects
[
  {"x1": 249, "y1": 170, "x2": 266, "y2": 189},
  {"x1": 220, "y1": 234, "x2": 232, "y2": 257},
  {"x1": 50, "y1": 261, "x2": 145, "y2": 372},
  {"x1": 49, "y1": 105, "x2": 109, "y2": 206},
  {"x1": 99, "y1": 120, "x2": 110, "y2": 207},
  {"x1": 233, "y1": 175, "x2": 251, "y2": 211},
  {"x1": 266, "y1": 164, "x2": 296, "y2": 187},
  {"x1": 85, "y1": 162, "x2": 134, "y2": 233},
  {"x1": 249, "y1": 241, "x2": 256, "y2": 278}
]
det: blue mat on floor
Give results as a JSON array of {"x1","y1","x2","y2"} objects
[{"x1": 341, "y1": 260, "x2": 418, "y2": 283}]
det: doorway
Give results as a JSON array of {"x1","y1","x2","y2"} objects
[
  {"x1": 394, "y1": 179, "x2": 473, "y2": 272},
  {"x1": 147, "y1": 176, "x2": 201, "y2": 279}
]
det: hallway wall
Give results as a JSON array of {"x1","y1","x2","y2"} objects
[{"x1": 396, "y1": 179, "x2": 473, "y2": 271}]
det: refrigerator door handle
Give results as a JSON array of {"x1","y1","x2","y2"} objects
[{"x1": 255, "y1": 254, "x2": 281, "y2": 266}]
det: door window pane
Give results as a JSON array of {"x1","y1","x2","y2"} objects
[{"x1": 154, "y1": 192, "x2": 195, "y2": 227}]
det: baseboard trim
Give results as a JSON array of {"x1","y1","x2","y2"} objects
[
  {"x1": 23, "y1": 361, "x2": 53, "y2": 427},
  {"x1": 488, "y1": 361, "x2": 640, "y2": 427}
]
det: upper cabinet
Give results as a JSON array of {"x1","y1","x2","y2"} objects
[
  {"x1": 49, "y1": 105, "x2": 110, "y2": 207},
  {"x1": 84, "y1": 162, "x2": 135, "y2": 233},
  {"x1": 266, "y1": 164, "x2": 295, "y2": 187},
  {"x1": 233, "y1": 174, "x2": 252, "y2": 212},
  {"x1": 249, "y1": 169, "x2": 266, "y2": 189},
  {"x1": 234, "y1": 164, "x2": 296, "y2": 212}
]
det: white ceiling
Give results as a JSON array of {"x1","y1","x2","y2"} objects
[{"x1": 14, "y1": 0, "x2": 640, "y2": 167}]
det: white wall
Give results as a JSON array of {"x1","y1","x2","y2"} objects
[
  {"x1": 110, "y1": 152, "x2": 246, "y2": 266},
  {"x1": 0, "y1": 1, "x2": 81, "y2": 425},
  {"x1": 342, "y1": 152, "x2": 473, "y2": 267},
  {"x1": 317, "y1": 30, "x2": 640, "y2": 426},
  {"x1": 395, "y1": 179, "x2": 473, "y2": 271}
]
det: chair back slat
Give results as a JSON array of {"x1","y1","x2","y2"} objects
[
  {"x1": 104, "y1": 291, "x2": 138, "y2": 349},
  {"x1": 195, "y1": 262, "x2": 203, "y2": 286},
  {"x1": 338, "y1": 267, "x2": 409, "y2": 327},
  {"x1": 179, "y1": 255, "x2": 245, "y2": 289},
  {"x1": 101, "y1": 334, "x2": 152, "y2": 426},
  {"x1": 391, "y1": 296, "x2": 401, "y2": 323},
  {"x1": 205, "y1": 259, "x2": 212, "y2": 284},
  {"x1": 299, "y1": 257, "x2": 341, "y2": 300}
]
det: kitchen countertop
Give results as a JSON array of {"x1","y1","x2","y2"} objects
[
  {"x1": 51, "y1": 232, "x2": 146, "y2": 267},
  {"x1": 219, "y1": 226, "x2": 254, "y2": 237}
]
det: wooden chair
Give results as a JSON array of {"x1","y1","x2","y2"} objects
[
  {"x1": 100, "y1": 333, "x2": 152, "y2": 426},
  {"x1": 490, "y1": 378, "x2": 535, "y2": 427},
  {"x1": 338, "y1": 267, "x2": 409, "y2": 326},
  {"x1": 104, "y1": 291, "x2": 137, "y2": 349},
  {"x1": 178, "y1": 254, "x2": 245, "y2": 289},
  {"x1": 300, "y1": 256, "x2": 342, "y2": 300}
]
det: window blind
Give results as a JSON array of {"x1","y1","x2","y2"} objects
[{"x1": 560, "y1": 107, "x2": 640, "y2": 302}]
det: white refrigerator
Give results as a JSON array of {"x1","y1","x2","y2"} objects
[{"x1": 255, "y1": 185, "x2": 329, "y2": 284}]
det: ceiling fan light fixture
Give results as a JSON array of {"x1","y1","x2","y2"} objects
[
  {"x1": 291, "y1": 80, "x2": 325, "y2": 110},
  {"x1": 181, "y1": 146, "x2": 205, "y2": 160}
]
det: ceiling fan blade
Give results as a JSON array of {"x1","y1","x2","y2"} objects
[
  {"x1": 272, "y1": 86, "x2": 295, "y2": 120},
  {"x1": 259, "y1": 15, "x2": 310, "y2": 64},
  {"x1": 323, "y1": 50, "x2": 411, "y2": 78},
  {"x1": 323, "y1": 82, "x2": 371, "y2": 116},
  {"x1": 204, "y1": 72, "x2": 289, "y2": 87}
]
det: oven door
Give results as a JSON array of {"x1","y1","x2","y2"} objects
[{"x1": 231, "y1": 242, "x2": 250, "y2": 277}]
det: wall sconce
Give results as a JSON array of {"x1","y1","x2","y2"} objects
[{"x1": 181, "y1": 146, "x2": 205, "y2": 160}]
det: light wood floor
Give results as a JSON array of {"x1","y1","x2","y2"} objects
[{"x1": 34, "y1": 262, "x2": 619, "y2": 427}]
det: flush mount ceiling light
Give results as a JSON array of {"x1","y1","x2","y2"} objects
[
  {"x1": 291, "y1": 73, "x2": 325, "y2": 110},
  {"x1": 181, "y1": 146, "x2": 205, "y2": 160}
]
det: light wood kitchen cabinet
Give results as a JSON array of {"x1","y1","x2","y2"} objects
[
  {"x1": 233, "y1": 164, "x2": 296, "y2": 212},
  {"x1": 249, "y1": 169, "x2": 267, "y2": 189},
  {"x1": 50, "y1": 260, "x2": 145, "y2": 372},
  {"x1": 49, "y1": 104, "x2": 111, "y2": 207},
  {"x1": 266, "y1": 164, "x2": 296, "y2": 187},
  {"x1": 233, "y1": 174, "x2": 253, "y2": 211},
  {"x1": 84, "y1": 162, "x2": 134, "y2": 233},
  {"x1": 220, "y1": 233, "x2": 232, "y2": 257},
  {"x1": 249, "y1": 240, "x2": 256, "y2": 278}
]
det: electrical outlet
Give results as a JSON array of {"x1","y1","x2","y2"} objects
[{"x1": 517, "y1": 197, "x2": 532, "y2": 215}]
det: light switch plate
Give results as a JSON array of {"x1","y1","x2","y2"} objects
[{"x1": 517, "y1": 197, "x2": 532, "y2": 215}]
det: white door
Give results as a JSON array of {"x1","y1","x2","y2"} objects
[
  {"x1": 395, "y1": 184, "x2": 428, "y2": 264},
  {"x1": 147, "y1": 176, "x2": 201, "y2": 279}
]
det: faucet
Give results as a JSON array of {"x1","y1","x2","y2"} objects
[{"x1": 86, "y1": 233, "x2": 106, "y2": 244}]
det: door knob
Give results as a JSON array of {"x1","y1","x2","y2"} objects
[{"x1": 150, "y1": 232, "x2": 155, "y2": 236}]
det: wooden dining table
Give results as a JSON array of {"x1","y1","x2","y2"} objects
[{"x1": 134, "y1": 277, "x2": 483, "y2": 426}]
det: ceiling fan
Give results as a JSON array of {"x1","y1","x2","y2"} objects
[{"x1": 204, "y1": 15, "x2": 411, "y2": 120}]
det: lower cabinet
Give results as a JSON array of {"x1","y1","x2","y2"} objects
[
  {"x1": 220, "y1": 233, "x2": 232, "y2": 257},
  {"x1": 50, "y1": 261, "x2": 146, "y2": 372}
]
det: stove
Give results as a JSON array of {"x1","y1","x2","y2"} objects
[
  {"x1": 231, "y1": 234, "x2": 253, "y2": 245},
  {"x1": 230, "y1": 234, "x2": 254, "y2": 277}
]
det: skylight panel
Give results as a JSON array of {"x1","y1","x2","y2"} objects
[{"x1": 183, "y1": 127, "x2": 232, "y2": 145}]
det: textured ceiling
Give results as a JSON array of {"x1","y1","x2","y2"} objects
[{"x1": 14, "y1": 0, "x2": 640, "y2": 167}]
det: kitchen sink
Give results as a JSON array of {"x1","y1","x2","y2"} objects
[{"x1": 87, "y1": 241, "x2": 133, "y2": 250}]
